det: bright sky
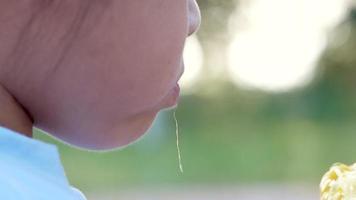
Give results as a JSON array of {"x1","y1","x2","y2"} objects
[{"x1": 227, "y1": 0, "x2": 351, "y2": 92}]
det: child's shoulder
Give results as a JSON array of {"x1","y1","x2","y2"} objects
[{"x1": 0, "y1": 126, "x2": 86, "y2": 200}]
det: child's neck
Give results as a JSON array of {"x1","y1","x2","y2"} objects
[{"x1": 0, "y1": 84, "x2": 33, "y2": 138}]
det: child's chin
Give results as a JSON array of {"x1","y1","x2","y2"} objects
[{"x1": 66, "y1": 111, "x2": 158, "y2": 152}]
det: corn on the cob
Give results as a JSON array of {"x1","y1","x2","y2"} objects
[{"x1": 320, "y1": 163, "x2": 356, "y2": 200}]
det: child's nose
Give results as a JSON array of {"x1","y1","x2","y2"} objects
[{"x1": 188, "y1": 0, "x2": 201, "y2": 36}]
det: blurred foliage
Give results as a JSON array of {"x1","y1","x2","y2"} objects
[
  {"x1": 196, "y1": 0, "x2": 238, "y2": 41},
  {"x1": 34, "y1": 3, "x2": 356, "y2": 194},
  {"x1": 193, "y1": 0, "x2": 239, "y2": 80}
]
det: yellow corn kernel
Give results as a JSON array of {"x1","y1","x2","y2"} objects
[{"x1": 320, "y1": 163, "x2": 356, "y2": 200}]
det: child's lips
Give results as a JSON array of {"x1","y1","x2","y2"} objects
[
  {"x1": 160, "y1": 83, "x2": 181, "y2": 109},
  {"x1": 157, "y1": 66, "x2": 184, "y2": 110}
]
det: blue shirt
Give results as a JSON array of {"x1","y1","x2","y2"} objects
[{"x1": 0, "y1": 126, "x2": 87, "y2": 200}]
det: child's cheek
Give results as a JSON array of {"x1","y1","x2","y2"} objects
[
  {"x1": 85, "y1": 0, "x2": 188, "y2": 112},
  {"x1": 31, "y1": 0, "x2": 189, "y2": 150}
]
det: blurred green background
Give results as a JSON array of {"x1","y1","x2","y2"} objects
[{"x1": 35, "y1": 0, "x2": 356, "y2": 198}]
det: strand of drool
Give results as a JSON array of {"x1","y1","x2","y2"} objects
[{"x1": 174, "y1": 110, "x2": 183, "y2": 173}]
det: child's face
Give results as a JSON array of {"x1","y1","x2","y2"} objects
[{"x1": 7, "y1": 0, "x2": 200, "y2": 150}]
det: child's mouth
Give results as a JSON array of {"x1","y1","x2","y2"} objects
[{"x1": 160, "y1": 83, "x2": 181, "y2": 110}]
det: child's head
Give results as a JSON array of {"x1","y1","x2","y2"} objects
[{"x1": 0, "y1": 0, "x2": 200, "y2": 150}]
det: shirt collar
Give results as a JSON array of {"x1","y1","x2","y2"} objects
[{"x1": 0, "y1": 126, "x2": 69, "y2": 184}]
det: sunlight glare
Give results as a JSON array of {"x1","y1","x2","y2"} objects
[
  {"x1": 180, "y1": 35, "x2": 204, "y2": 93},
  {"x1": 228, "y1": 0, "x2": 350, "y2": 92}
]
